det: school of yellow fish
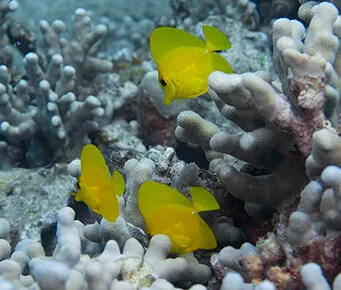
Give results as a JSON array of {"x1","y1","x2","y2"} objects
[
  {"x1": 74, "y1": 25, "x2": 231, "y2": 254},
  {"x1": 75, "y1": 144, "x2": 220, "y2": 254}
]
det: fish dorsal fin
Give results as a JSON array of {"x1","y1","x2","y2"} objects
[
  {"x1": 190, "y1": 187, "x2": 220, "y2": 213},
  {"x1": 79, "y1": 144, "x2": 111, "y2": 190},
  {"x1": 111, "y1": 170, "x2": 125, "y2": 197},
  {"x1": 150, "y1": 27, "x2": 205, "y2": 64},
  {"x1": 138, "y1": 181, "x2": 192, "y2": 218},
  {"x1": 203, "y1": 25, "x2": 231, "y2": 52}
]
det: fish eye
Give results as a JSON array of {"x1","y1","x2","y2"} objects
[{"x1": 159, "y1": 77, "x2": 167, "y2": 86}]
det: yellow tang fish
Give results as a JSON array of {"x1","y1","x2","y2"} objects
[
  {"x1": 75, "y1": 144, "x2": 125, "y2": 222},
  {"x1": 150, "y1": 25, "x2": 233, "y2": 105},
  {"x1": 138, "y1": 181, "x2": 219, "y2": 254}
]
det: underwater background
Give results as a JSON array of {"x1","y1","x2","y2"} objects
[{"x1": 1, "y1": 0, "x2": 341, "y2": 289}]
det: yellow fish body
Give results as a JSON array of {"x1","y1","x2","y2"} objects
[
  {"x1": 75, "y1": 144, "x2": 125, "y2": 222},
  {"x1": 138, "y1": 181, "x2": 219, "y2": 254},
  {"x1": 150, "y1": 25, "x2": 233, "y2": 105}
]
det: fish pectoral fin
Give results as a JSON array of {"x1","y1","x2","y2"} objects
[
  {"x1": 111, "y1": 170, "x2": 125, "y2": 197},
  {"x1": 173, "y1": 98, "x2": 189, "y2": 107},
  {"x1": 69, "y1": 191, "x2": 77, "y2": 196},
  {"x1": 190, "y1": 187, "x2": 220, "y2": 212},
  {"x1": 203, "y1": 25, "x2": 231, "y2": 52},
  {"x1": 175, "y1": 77, "x2": 208, "y2": 101},
  {"x1": 170, "y1": 234, "x2": 193, "y2": 254},
  {"x1": 76, "y1": 187, "x2": 101, "y2": 212}
]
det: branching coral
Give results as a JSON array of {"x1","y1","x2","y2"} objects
[
  {"x1": 68, "y1": 143, "x2": 246, "y2": 255},
  {"x1": 0, "y1": 53, "x2": 105, "y2": 166},
  {"x1": 0, "y1": 0, "x2": 21, "y2": 67},
  {"x1": 39, "y1": 8, "x2": 112, "y2": 80},
  {"x1": 287, "y1": 128, "x2": 341, "y2": 242},
  {"x1": 0, "y1": 207, "x2": 212, "y2": 289},
  {"x1": 224, "y1": 0, "x2": 260, "y2": 30},
  {"x1": 2, "y1": 205, "x2": 338, "y2": 289},
  {"x1": 281, "y1": 129, "x2": 341, "y2": 285},
  {"x1": 306, "y1": 129, "x2": 341, "y2": 178},
  {"x1": 218, "y1": 262, "x2": 334, "y2": 290},
  {"x1": 173, "y1": 2, "x2": 341, "y2": 287},
  {"x1": 3, "y1": 1, "x2": 341, "y2": 289},
  {"x1": 217, "y1": 232, "x2": 341, "y2": 289},
  {"x1": 214, "y1": 96, "x2": 341, "y2": 289},
  {"x1": 0, "y1": 7, "x2": 139, "y2": 168},
  {"x1": 175, "y1": 1, "x2": 341, "y2": 216}
]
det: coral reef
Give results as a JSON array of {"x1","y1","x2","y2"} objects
[
  {"x1": 0, "y1": 52, "x2": 105, "y2": 166},
  {"x1": 1, "y1": 0, "x2": 341, "y2": 289},
  {"x1": 0, "y1": 207, "x2": 211, "y2": 289},
  {"x1": 0, "y1": 7, "x2": 144, "y2": 168},
  {"x1": 0, "y1": 163, "x2": 72, "y2": 241},
  {"x1": 68, "y1": 144, "x2": 245, "y2": 251},
  {"x1": 39, "y1": 8, "x2": 112, "y2": 79},
  {"x1": 138, "y1": 12, "x2": 272, "y2": 146},
  {"x1": 175, "y1": 1, "x2": 341, "y2": 216},
  {"x1": 217, "y1": 230, "x2": 341, "y2": 289},
  {"x1": 174, "y1": 1, "x2": 341, "y2": 288}
]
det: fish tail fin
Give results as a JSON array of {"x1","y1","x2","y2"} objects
[
  {"x1": 111, "y1": 170, "x2": 125, "y2": 197},
  {"x1": 190, "y1": 187, "x2": 220, "y2": 212},
  {"x1": 203, "y1": 25, "x2": 231, "y2": 52}
]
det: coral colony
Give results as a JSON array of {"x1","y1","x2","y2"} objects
[{"x1": 1, "y1": 0, "x2": 341, "y2": 289}]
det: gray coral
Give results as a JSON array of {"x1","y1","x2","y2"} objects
[
  {"x1": 0, "y1": 207, "x2": 212, "y2": 289},
  {"x1": 0, "y1": 7, "x2": 142, "y2": 168},
  {"x1": 175, "y1": 2, "x2": 341, "y2": 215},
  {"x1": 0, "y1": 52, "x2": 105, "y2": 166},
  {"x1": 287, "y1": 129, "x2": 341, "y2": 244}
]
